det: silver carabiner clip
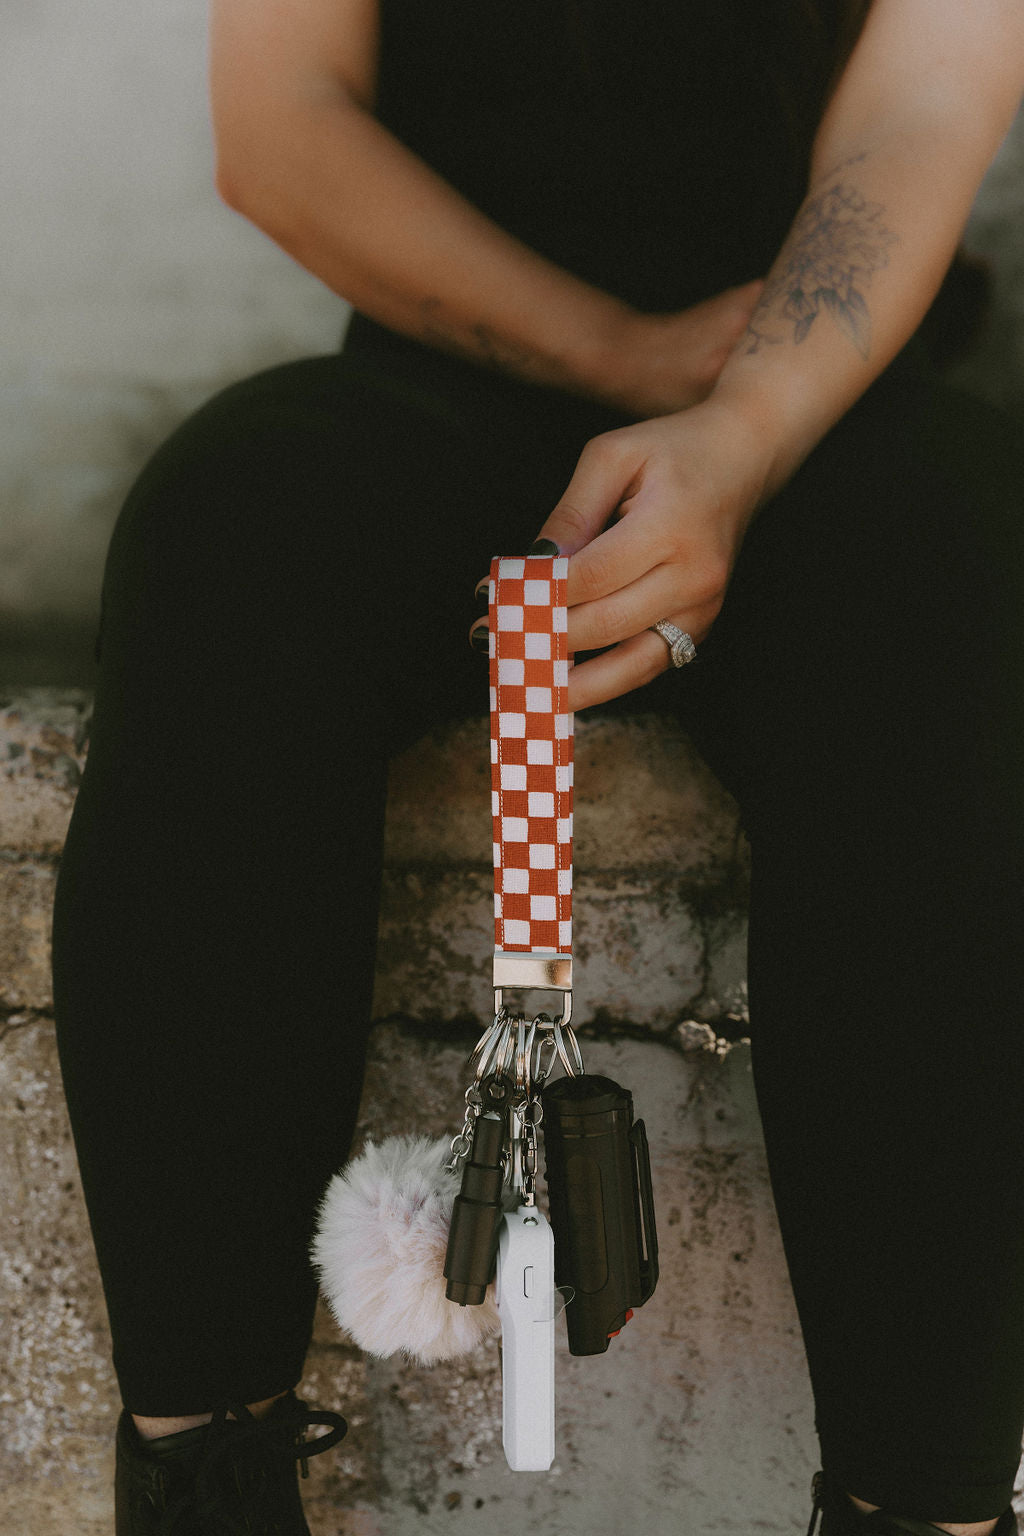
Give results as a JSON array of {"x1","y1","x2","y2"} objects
[{"x1": 531, "y1": 1027, "x2": 559, "y2": 1089}]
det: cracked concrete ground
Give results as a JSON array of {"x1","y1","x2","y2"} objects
[
  {"x1": 4, "y1": 690, "x2": 1024, "y2": 1534},
  {"x1": 3, "y1": 1012, "x2": 816, "y2": 1536},
  {"x1": 0, "y1": 690, "x2": 801, "y2": 1535}
]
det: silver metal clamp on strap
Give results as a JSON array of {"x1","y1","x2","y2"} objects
[{"x1": 492, "y1": 951, "x2": 574, "y2": 1029}]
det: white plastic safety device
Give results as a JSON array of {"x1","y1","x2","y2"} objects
[{"x1": 496, "y1": 1204, "x2": 556, "y2": 1471}]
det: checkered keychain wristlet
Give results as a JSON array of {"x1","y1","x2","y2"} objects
[
  {"x1": 313, "y1": 555, "x2": 657, "y2": 1472},
  {"x1": 488, "y1": 553, "x2": 574, "y2": 975},
  {"x1": 443, "y1": 555, "x2": 659, "y2": 1470}
]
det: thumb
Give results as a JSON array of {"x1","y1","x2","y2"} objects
[{"x1": 529, "y1": 434, "x2": 633, "y2": 558}]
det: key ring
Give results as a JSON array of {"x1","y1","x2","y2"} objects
[
  {"x1": 551, "y1": 1017, "x2": 584, "y2": 1079},
  {"x1": 515, "y1": 1016, "x2": 538, "y2": 1101},
  {"x1": 468, "y1": 1013, "x2": 504, "y2": 1082},
  {"x1": 493, "y1": 1015, "x2": 517, "y2": 1086},
  {"x1": 469, "y1": 1009, "x2": 515, "y2": 1086}
]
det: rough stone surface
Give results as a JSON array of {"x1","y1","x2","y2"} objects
[
  {"x1": 385, "y1": 716, "x2": 745, "y2": 875},
  {"x1": 0, "y1": 1018, "x2": 117, "y2": 1511},
  {"x1": 0, "y1": 689, "x2": 769, "y2": 1534},
  {"x1": 0, "y1": 691, "x2": 749, "y2": 1036},
  {"x1": 380, "y1": 716, "x2": 749, "y2": 1030},
  {"x1": 373, "y1": 866, "x2": 747, "y2": 1031},
  {"x1": 3, "y1": 689, "x2": 1023, "y2": 1533},
  {"x1": 0, "y1": 691, "x2": 91, "y2": 1016},
  {"x1": 324, "y1": 1029, "x2": 822, "y2": 1536},
  {"x1": 0, "y1": 689, "x2": 88, "y2": 854},
  {"x1": 1, "y1": 1012, "x2": 823, "y2": 1535},
  {"x1": 0, "y1": 864, "x2": 58, "y2": 1011}
]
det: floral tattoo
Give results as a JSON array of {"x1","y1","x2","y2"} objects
[{"x1": 744, "y1": 159, "x2": 899, "y2": 360}]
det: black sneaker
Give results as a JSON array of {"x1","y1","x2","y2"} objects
[
  {"x1": 115, "y1": 1414, "x2": 207, "y2": 1536},
  {"x1": 115, "y1": 1390, "x2": 348, "y2": 1535},
  {"x1": 806, "y1": 1470, "x2": 1018, "y2": 1536}
]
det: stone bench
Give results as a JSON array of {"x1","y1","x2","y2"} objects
[{"x1": 0, "y1": 687, "x2": 820, "y2": 1536}]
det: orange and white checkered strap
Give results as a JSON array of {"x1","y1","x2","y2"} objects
[{"x1": 488, "y1": 555, "x2": 573, "y2": 978}]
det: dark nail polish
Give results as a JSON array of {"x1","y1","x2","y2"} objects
[
  {"x1": 469, "y1": 625, "x2": 490, "y2": 652},
  {"x1": 474, "y1": 577, "x2": 491, "y2": 604},
  {"x1": 527, "y1": 538, "x2": 560, "y2": 557}
]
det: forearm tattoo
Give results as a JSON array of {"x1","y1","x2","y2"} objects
[
  {"x1": 418, "y1": 297, "x2": 535, "y2": 376},
  {"x1": 744, "y1": 156, "x2": 899, "y2": 360}
]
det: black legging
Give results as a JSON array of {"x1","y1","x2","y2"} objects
[{"x1": 52, "y1": 319, "x2": 1024, "y2": 1522}]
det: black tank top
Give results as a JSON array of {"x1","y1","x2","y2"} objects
[{"x1": 373, "y1": 1, "x2": 852, "y2": 312}]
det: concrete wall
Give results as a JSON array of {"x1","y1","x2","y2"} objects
[
  {"x1": 0, "y1": 0, "x2": 347, "y2": 683},
  {"x1": 1, "y1": 0, "x2": 1023, "y2": 682}
]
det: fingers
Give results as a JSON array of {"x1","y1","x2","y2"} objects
[
  {"x1": 467, "y1": 549, "x2": 718, "y2": 712},
  {"x1": 469, "y1": 595, "x2": 709, "y2": 706},
  {"x1": 531, "y1": 432, "x2": 640, "y2": 565},
  {"x1": 565, "y1": 562, "x2": 694, "y2": 653},
  {"x1": 468, "y1": 538, "x2": 562, "y2": 651},
  {"x1": 467, "y1": 429, "x2": 659, "y2": 643},
  {"x1": 565, "y1": 510, "x2": 672, "y2": 610},
  {"x1": 566, "y1": 617, "x2": 705, "y2": 712}
]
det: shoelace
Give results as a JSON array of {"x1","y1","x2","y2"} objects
[
  {"x1": 124, "y1": 1393, "x2": 347, "y2": 1536},
  {"x1": 194, "y1": 1394, "x2": 348, "y2": 1536}
]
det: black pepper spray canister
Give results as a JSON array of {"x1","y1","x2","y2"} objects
[{"x1": 540, "y1": 1074, "x2": 659, "y2": 1355}]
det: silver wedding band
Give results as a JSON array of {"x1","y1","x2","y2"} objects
[{"x1": 650, "y1": 620, "x2": 697, "y2": 668}]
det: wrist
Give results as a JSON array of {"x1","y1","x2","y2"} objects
[
  {"x1": 707, "y1": 366, "x2": 830, "y2": 502},
  {"x1": 653, "y1": 392, "x2": 782, "y2": 540},
  {"x1": 573, "y1": 302, "x2": 653, "y2": 411}
]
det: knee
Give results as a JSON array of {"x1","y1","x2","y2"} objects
[{"x1": 703, "y1": 382, "x2": 1024, "y2": 848}]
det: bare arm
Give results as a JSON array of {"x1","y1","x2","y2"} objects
[
  {"x1": 208, "y1": 0, "x2": 760, "y2": 415},
  {"x1": 529, "y1": 0, "x2": 1024, "y2": 707},
  {"x1": 711, "y1": 0, "x2": 1024, "y2": 493}
]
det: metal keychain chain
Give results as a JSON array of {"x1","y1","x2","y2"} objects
[
  {"x1": 442, "y1": 1083, "x2": 484, "y2": 1177},
  {"x1": 445, "y1": 1006, "x2": 584, "y2": 1204}
]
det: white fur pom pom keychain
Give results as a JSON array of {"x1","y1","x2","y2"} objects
[{"x1": 312, "y1": 1134, "x2": 501, "y2": 1366}]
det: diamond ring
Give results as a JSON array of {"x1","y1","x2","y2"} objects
[{"x1": 649, "y1": 620, "x2": 697, "y2": 668}]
